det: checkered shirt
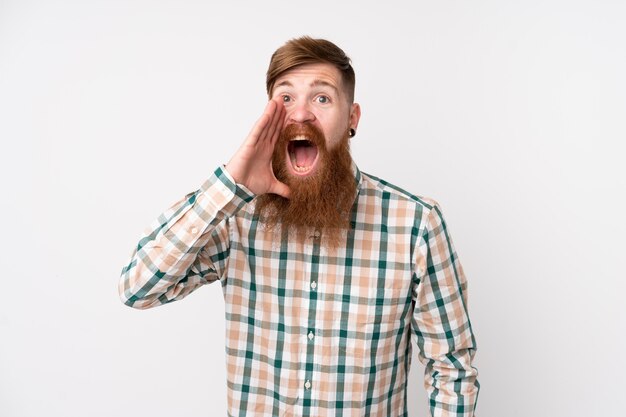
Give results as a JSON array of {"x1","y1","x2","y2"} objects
[{"x1": 120, "y1": 165, "x2": 479, "y2": 416}]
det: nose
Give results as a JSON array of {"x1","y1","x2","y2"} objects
[{"x1": 287, "y1": 101, "x2": 316, "y2": 124}]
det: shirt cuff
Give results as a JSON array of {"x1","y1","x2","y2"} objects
[{"x1": 196, "y1": 166, "x2": 256, "y2": 219}]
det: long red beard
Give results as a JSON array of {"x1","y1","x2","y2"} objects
[{"x1": 254, "y1": 123, "x2": 356, "y2": 248}]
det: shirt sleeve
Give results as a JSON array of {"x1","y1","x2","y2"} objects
[
  {"x1": 118, "y1": 166, "x2": 255, "y2": 309},
  {"x1": 411, "y1": 202, "x2": 480, "y2": 416}
]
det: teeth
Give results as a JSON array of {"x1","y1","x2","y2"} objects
[{"x1": 291, "y1": 136, "x2": 309, "y2": 141}]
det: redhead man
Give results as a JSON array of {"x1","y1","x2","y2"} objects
[{"x1": 120, "y1": 36, "x2": 479, "y2": 416}]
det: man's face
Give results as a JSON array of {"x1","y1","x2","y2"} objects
[
  {"x1": 255, "y1": 63, "x2": 361, "y2": 246},
  {"x1": 271, "y1": 63, "x2": 361, "y2": 178}
]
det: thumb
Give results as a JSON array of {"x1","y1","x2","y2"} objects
[{"x1": 268, "y1": 181, "x2": 291, "y2": 199}]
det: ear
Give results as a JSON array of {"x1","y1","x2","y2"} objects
[{"x1": 349, "y1": 102, "x2": 361, "y2": 133}]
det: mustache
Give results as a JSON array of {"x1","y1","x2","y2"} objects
[{"x1": 278, "y1": 123, "x2": 326, "y2": 148}]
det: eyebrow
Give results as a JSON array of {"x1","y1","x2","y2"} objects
[
  {"x1": 274, "y1": 80, "x2": 340, "y2": 96},
  {"x1": 311, "y1": 80, "x2": 340, "y2": 96}
]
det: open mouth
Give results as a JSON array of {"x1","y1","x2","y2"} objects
[{"x1": 286, "y1": 136, "x2": 319, "y2": 175}]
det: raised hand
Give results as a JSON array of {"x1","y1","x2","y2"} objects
[{"x1": 225, "y1": 98, "x2": 290, "y2": 198}]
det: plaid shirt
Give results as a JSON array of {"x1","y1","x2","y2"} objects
[{"x1": 120, "y1": 165, "x2": 479, "y2": 416}]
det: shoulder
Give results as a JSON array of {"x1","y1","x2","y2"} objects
[{"x1": 359, "y1": 171, "x2": 439, "y2": 212}]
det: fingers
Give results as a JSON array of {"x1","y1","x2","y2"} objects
[
  {"x1": 273, "y1": 101, "x2": 286, "y2": 141},
  {"x1": 248, "y1": 115, "x2": 270, "y2": 146},
  {"x1": 247, "y1": 100, "x2": 277, "y2": 144},
  {"x1": 263, "y1": 98, "x2": 285, "y2": 146}
]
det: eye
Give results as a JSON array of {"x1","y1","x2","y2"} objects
[
  {"x1": 282, "y1": 95, "x2": 292, "y2": 103},
  {"x1": 316, "y1": 95, "x2": 330, "y2": 104}
]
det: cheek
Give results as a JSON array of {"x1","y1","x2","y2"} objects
[
  {"x1": 318, "y1": 112, "x2": 350, "y2": 147},
  {"x1": 328, "y1": 122, "x2": 348, "y2": 142},
  {"x1": 323, "y1": 129, "x2": 346, "y2": 151}
]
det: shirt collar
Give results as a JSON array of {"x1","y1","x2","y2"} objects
[{"x1": 352, "y1": 161, "x2": 363, "y2": 199}]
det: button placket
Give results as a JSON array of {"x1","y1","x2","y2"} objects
[{"x1": 302, "y1": 227, "x2": 321, "y2": 408}]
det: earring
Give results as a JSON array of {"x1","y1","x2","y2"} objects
[{"x1": 349, "y1": 128, "x2": 356, "y2": 137}]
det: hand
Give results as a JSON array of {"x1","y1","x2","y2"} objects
[{"x1": 225, "y1": 98, "x2": 290, "y2": 198}]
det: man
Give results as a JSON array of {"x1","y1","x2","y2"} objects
[{"x1": 120, "y1": 36, "x2": 479, "y2": 416}]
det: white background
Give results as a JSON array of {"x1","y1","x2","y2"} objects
[{"x1": 1, "y1": 1, "x2": 625, "y2": 416}]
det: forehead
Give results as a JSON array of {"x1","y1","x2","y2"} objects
[{"x1": 274, "y1": 63, "x2": 343, "y2": 92}]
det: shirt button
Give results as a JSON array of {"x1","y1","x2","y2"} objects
[
  {"x1": 304, "y1": 380, "x2": 311, "y2": 390},
  {"x1": 308, "y1": 331, "x2": 314, "y2": 341},
  {"x1": 190, "y1": 227, "x2": 198, "y2": 234},
  {"x1": 313, "y1": 230, "x2": 321, "y2": 238},
  {"x1": 310, "y1": 281, "x2": 317, "y2": 290}
]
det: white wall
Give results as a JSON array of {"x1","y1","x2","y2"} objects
[{"x1": 1, "y1": 1, "x2": 624, "y2": 416}]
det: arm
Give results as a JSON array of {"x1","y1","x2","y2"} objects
[
  {"x1": 118, "y1": 167, "x2": 256, "y2": 309},
  {"x1": 119, "y1": 99, "x2": 288, "y2": 309},
  {"x1": 411, "y1": 202, "x2": 480, "y2": 416}
]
